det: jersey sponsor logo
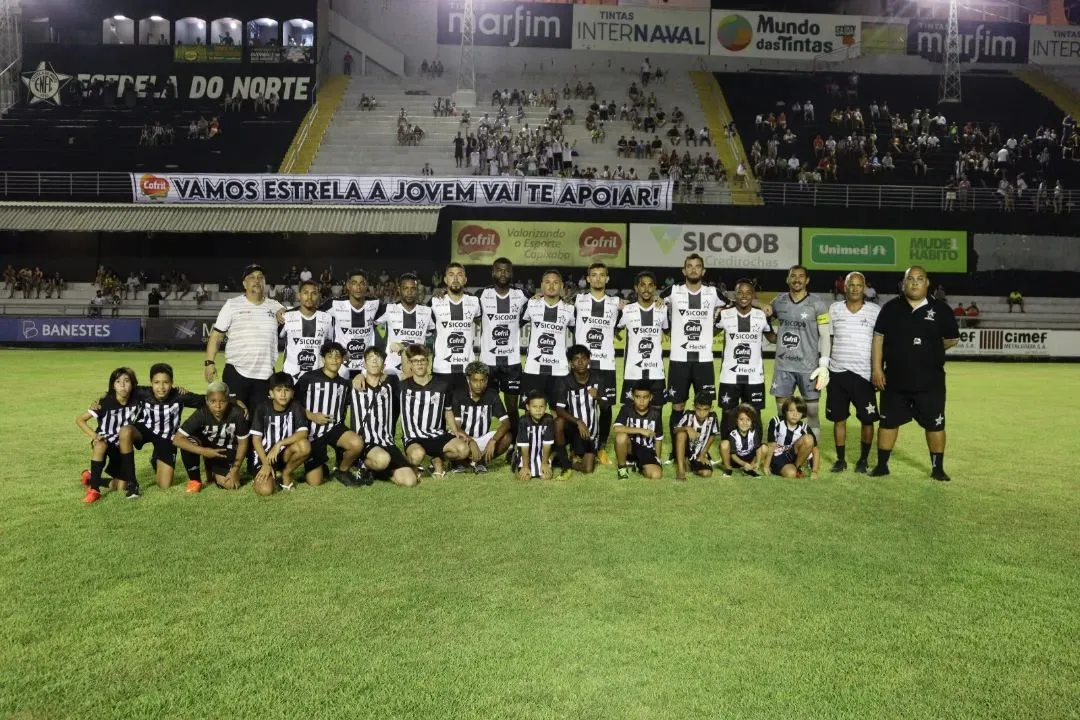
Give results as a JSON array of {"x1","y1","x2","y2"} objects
[
  {"x1": 486, "y1": 312, "x2": 519, "y2": 322},
  {"x1": 586, "y1": 327, "x2": 605, "y2": 348},
  {"x1": 298, "y1": 348, "x2": 317, "y2": 370},
  {"x1": 537, "y1": 333, "x2": 557, "y2": 355},
  {"x1": 728, "y1": 331, "x2": 759, "y2": 341},
  {"x1": 441, "y1": 319, "x2": 475, "y2": 330},
  {"x1": 576, "y1": 314, "x2": 612, "y2": 325},
  {"x1": 684, "y1": 319, "x2": 703, "y2": 342},
  {"x1": 339, "y1": 325, "x2": 367, "y2": 335},
  {"x1": 447, "y1": 332, "x2": 469, "y2": 355},
  {"x1": 534, "y1": 320, "x2": 565, "y2": 332},
  {"x1": 291, "y1": 336, "x2": 321, "y2": 346},
  {"x1": 492, "y1": 325, "x2": 512, "y2": 347},
  {"x1": 346, "y1": 338, "x2": 366, "y2": 359},
  {"x1": 733, "y1": 343, "x2": 752, "y2": 364},
  {"x1": 781, "y1": 331, "x2": 800, "y2": 348}
]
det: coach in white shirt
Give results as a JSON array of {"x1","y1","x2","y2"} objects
[{"x1": 204, "y1": 264, "x2": 285, "y2": 413}]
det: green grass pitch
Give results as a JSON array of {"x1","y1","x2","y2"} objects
[{"x1": 0, "y1": 348, "x2": 1078, "y2": 719}]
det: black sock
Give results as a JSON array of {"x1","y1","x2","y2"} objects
[
  {"x1": 180, "y1": 450, "x2": 202, "y2": 482},
  {"x1": 877, "y1": 448, "x2": 892, "y2": 468},
  {"x1": 835, "y1": 445, "x2": 846, "y2": 463},
  {"x1": 89, "y1": 459, "x2": 105, "y2": 490},
  {"x1": 859, "y1": 441, "x2": 872, "y2": 463},
  {"x1": 930, "y1": 452, "x2": 944, "y2": 472},
  {"x1": 121, "y1": 451, "x2": 137, "y2": 487},
  {"x1": 668, "y1": 409, "x2": 684, "y2": 456},
  {"x1": 598, "y1": 405, "x2": 613, "y2": 448},
  {"x1": 554, "y1": 444, "x2": 570, "y2": 469}
]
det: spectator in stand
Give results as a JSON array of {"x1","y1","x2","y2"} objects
[
  {"x1": 421, "y1": 162, "x2": 434, "y2": 176},
  {"x1": 864, "y1": 281, "x2": 878, "y2": 304},
  {"x1": 965, "y1": 303, "x2": 980, "y2": 328},
  {"x1": 953, "y1": 302, "x2": 966, "y2": 327},
  {"x1": 195, "y1": 283, "x2": 209, "y2": 306},
  {"x1": 89, "y1": 291, "x2": 104, "y2": 318},
  {"x1": 125, "y1": 271, "x2": 140, "y2": 300},
  {"x1": 1008, "y1": 290, "x2": 1024, "y2": 313},
  {"x1": 174, "y1": 273, "x2": 190, "y2": 300},
  {"x1": 833, "y1": 276, "x2": 845, "y2": 301},
  {"x1": 299, "y1": 266, "x2": 313, "y2": 284},
  {"x1": 148, "y1": 286, "x2": 162, "y2": 318},
  {"x1": 344, "y1": 51, "x2": 353, "y2": 76},
  {"x1": 110, "y1": 288, "x2": 122, "y2": 318}
]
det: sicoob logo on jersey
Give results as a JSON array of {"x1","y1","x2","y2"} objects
[
  {"x1": 298, "y1": 349, "x2": 316, "y2": 370},
  {"x1": 447, "y1": 332, "x2": 468, "y2": 355},
  {"x1": 586, "y1": 327, "x2": 604, "y2": 349},
  {"x1": 492, "y1": 325, "x2": 511, "y2": 347},
  {"x1": 685, "y1": 319, "x2": 702, "y2": 342},
  {"x1": 538, "y1": 333, "x2": 557, "y2": 355},
  {"x1": 781, "y1": 331, "x2": 800, "y2": 349},
  {"x1": 734, "y1": 343, "x2": 751, "y2": 364}
]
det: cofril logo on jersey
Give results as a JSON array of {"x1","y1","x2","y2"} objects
[
  {"x1": 710, "y1": 10, "x2": 860, "y2": 59},
  {"x1": 629, "y1": 224, "x2": 798, "y2": 269},
  {"x1": 572, "y1": 6, "x2": 709, "y2": 55},
  {"x1": 437, "y1": 0, "x2": 573, "y2": 48},
  {"x1": 21, "y1": 61, "x2": 72, "y2": 105}
]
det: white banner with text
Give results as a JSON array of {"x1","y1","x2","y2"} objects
[
  {"x1": 1029, "y1": 25, "x2": 1080, "y2": 66},
  {"x1": 951, "y1": 329, "x2": 1080, "y2": 358},
  {"x1": 130, "y1": 174, "x2": 673, "y2": 210},
  {"x1": 710, "y1": 10, "x2": 861, "y2": 60},
  {"x1": 572, "y1": 6, "x2": 710, "y2": 55},
  {"x1": 629, "y1": 223, "x2": 799, "y2": 269}
]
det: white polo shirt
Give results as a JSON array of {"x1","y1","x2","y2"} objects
[{"x1": 214, "y1": 295, "x2": 284, "y2": 380}]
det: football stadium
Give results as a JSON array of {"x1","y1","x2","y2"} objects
[{"x1": 1, "y1": 0, "x2": 1079, "y2": 716}]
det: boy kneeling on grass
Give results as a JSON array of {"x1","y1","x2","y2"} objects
[
  {"x1": 613, "y1": 381, "x2": 665, "y2": 480},
  {"x1": 673, "y1": 393, "x2": 719, "y2": 481},
  {"x1": 516, "y1": 391, "x2": 554, "y2": 481},
  {"x1": 249, "y1": 372, "x2": 311, "y2": 495},
  {"x1": 765, "y1": 396, "x2": 820, "y2": 479},
  {"x1": 172, "y1": 381, "x2": 251, "y2": 492},
  {"x1": 552, "y1": 345, "x2": 612, "y2": 478}
]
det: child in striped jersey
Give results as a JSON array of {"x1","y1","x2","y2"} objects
[
  {"x1": 250, "y1": 372, "x2": 312, "y2": 496},
  {"x1": 765, "y1": 396, "x2": 820, "y2": 479},
  {"x1": 720, "y1": 404, "x2": 770, "y2": 477},
  {"x1": 516, "y1": 391, "x2": 554, "y2": 481},
  {"x1": 673, "y1": 394, "x2": 719, "y2": 481},
  {"x1": 76, "y1": 367, "x2": 140, "y2": 503}
]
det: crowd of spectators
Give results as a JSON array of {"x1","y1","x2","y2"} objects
[
  {"x1": 419, "y1": 59, "x2": 445, "y2": 78},
  {"x1": 3, "y1": 265, "x2": 64, "y2": 299}
]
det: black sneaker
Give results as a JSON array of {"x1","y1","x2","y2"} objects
[
  {"x1": 743, "y1": 469, "x2": 759, "y2": 477},
  {"x1": 868, "y1": 465, "x2": 890, "y2": 477},
  {"x1": 854, "y1": 459, "x2": 869, "y2": 474},
  {"x1": 721, "y1": 467, "x2": 733, "y2": 477},
  {"x1": 931, "y1": 469, "x2": 952, "y2": 482},
  {"x1": 617, "y1": 466, "x2": 629, "y2": 480},
  {"x1": 334, "y1": 469, "x2": 359, "y2": 487},
  {"x1": 830, "y1": 460, "x2": 848, "y2": 473},
  {"x1": 124, "y1": 482, "x2": 141, "y2": 499}
]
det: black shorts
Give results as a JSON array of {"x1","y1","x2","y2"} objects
[
  {"x1": 717, "y1": 383, "x2": 765, "y2": 411},
  {"x1": 519, "y1": 372, "x2": 562, "y2": 407},
  {"x1": 621, "y1": 377, "x2": 667, "y2": 405},
  {"x1": 825, "y1": 371, "x2": 879, "y2": 424},
  {"x1": 253, "y1": 452, "x2": 287, "y2": 473},
  {"x1": 404, "y1": 433, "x2": 455, "y2": 459},
  {"x1": 689, "y1": 459, "x2": 712, "y2": 473},
  {"x1": 770, "y1": 449, "x2": 798, "y2": 475},
  {"x1": 433, "y1": 372, "x2": 468, "y2": 395},
  {"x1": 879, "y1": 386, "x2": 946, "y2": 431},
  {"x1": 130, "y1": 423, "x2": 177, "y2": 467},
  {"x1": 101, "y1": 442, "x2": 124, "y2": 478},
  {"x1": 222, "y1": 364, "x2": 270, "y2": 416},
  {"x1": 361, "y1": 444, "x2": 411, "y2": 474},
  {"x1": 567, "y1": 430, "x2": 598, "y2": 457},
  {"x1": 591, "y1": 368, "x2": 618, "y2": 406},
  {"x1": 305, "y1": 424, "x2": 349, "y2": 472},
  {"x1": 487, "y1": 364, "x2": 523, "y2": 395},
  {"x1": 667, "y1": 361, "x2": 715, "y2": 405},
  {"x1": 205, "y1": 448, "x2": 239, "y2": 479},
  {"x1": 627, "y1": 442, "x2": 661, "y2": 469}
]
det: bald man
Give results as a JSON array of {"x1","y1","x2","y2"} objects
[{"x1": 870, "y1": 266, "x2": 960, "y2": 481}]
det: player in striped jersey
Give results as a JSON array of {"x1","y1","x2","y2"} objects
[
  {"x1": 320, "y1": 269, "x2": 385, "y2": 380},
  {"x1": 479, "y1": 258, "x2": 528, "y2": 440},
  {"x1": 572, "y1": 263, "x2": 621, "y2": 463},
  {"x1": 520, "y1": 270, "x2": 576, "y2": 404},
  {"x1": 825, "y1": 272, "x2": 880, "y2": 474},
  {"x1": 552, "y1": 345, "x2": 610, "y2": 476},
  {"x1": 173, "y1": 381, "x2": 251, "y2": 492},
  {"x1": 376, "y1": 273, "x2": 434, "y2": 377},
  {"x1": 618, "y1": 271, "x2": 668, "y2": 407},
  {"x1": 453, "y1": 363, "x2": 512, "y2": 473},
  {"x1": 349, "y1": 347, "x2": 417, "y2": 488},
  {"x1": 765, "y1": 396, "x2": 820, "y2": 479},
  {"x1": 720, "y1": 404, "x2": 769, "y2": 477},
  {"x1": 716, "y1": 280, "x2": 774, "y2": 416},
  {"x1": 117, "y1": 363, "x2": 204, "y2": 491},
  {"x1": 294, "y1": 341, "x2": 365, "y2": 487},
  {"x1": 76, "y1": 367, "x2": 140, "y2": 503},
  {"x1": 429, "y1": 263, "x2": 482, "y2": 395},
  {"x1": 399, "y1": 344, "x2": 472, "y2": 478},
  {"x1": 673, "y1": 394, "x2": 719, "y2": 481},
  {"x1": 281, "y1": 280, "x2": 335, "y2": 380},
  {"x1": 249, "y1": 372, "x2": 311, "y2": 496},
  {"x1": 516, "y1": 391, "x2": 554, "y2": 480},
  {"x1": 613, "y1": 382, "x2": 664, "y2": 480}
]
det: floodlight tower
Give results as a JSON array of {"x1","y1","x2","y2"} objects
[
  {"x1": 0, "y1": 0, "x2": 21, "y2": 115},
  {"x1": 939, "y1": 0, "x2": 962, "y2": 104},
  {"x1": 455, "y1": 0, "x2": 476, "y2": 107}
]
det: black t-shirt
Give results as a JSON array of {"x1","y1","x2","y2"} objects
[
  {"x1": 873, "y1": 297, "x2": 959, "y2": 392},
  {"x1": 179, "y1": 405, "x2": 250, "y2": 450}
]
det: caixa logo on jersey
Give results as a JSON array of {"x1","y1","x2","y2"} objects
[
  {"x1": 70, "y1": 70, "x2": 313, "y2": 103},
  {"x1": 437, "y1": 0, "x2": 573, "y2": 48}
]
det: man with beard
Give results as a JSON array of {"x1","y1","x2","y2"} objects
[
  {"x1": 281, "y1": 279, "x2": 335, "y2": 381},
  {"x1": 376, "y1": 273, "x2": 434, "y2": 378},
  {"x1": 429, "y1": 262, "x2": 481, "y2": 395},
  {"x1": 617, "y1": 271, "x2": 668, "y2": 406},
  {"x1": 321, "y1": 269, "x2": 384, "y2": 380},
  {"x1": 478, "y1": 257, "x2": 528, "y2": 440},
  {"x1": 572, "y1": 262, "x2": 621, "y2": 464}
]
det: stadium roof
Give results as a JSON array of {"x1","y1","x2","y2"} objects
[{"x1": 0, "y1": 203, "x2": 440, "y2": 234}]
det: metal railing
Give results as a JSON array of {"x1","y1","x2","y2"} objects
[
  {"x1": 0, "y1": 171, "x2": 132, "y2": 201},
  {"x1": 757, "y1": 182, "x2": 1077, "y2": 213}
]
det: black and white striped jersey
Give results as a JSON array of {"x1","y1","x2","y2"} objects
[
  {"x1": 614, "y1": 405, "x2": 664, "y2": 451},
  {"x1": 727, "y1": 428, "x2": 761, "y2": 457},
  {"x1": 618, "y1": 301, "x2": 668, "y2": 381},
  {"x1": 521, "y1": 298, "x2": 575, "y2": 376},
  {"x1": 452, "y1": 387, "x2": 507, "y2": 439},
  {"x1": 294, "y1": 369, "x2": 351, "y2": 440},
  {"x1": 400, "y1": 377, "x2": 451, "y2": 441},
  {"x1": 678, "y1": 411, "x2": 720, "y2": 459},
  {"x1": 376, "y1": 303, "x2": 434, "y2": 374},
  {"x1": 429, "y1": 294, "x2": 482, "y2": 374},
  {"x1": 479, "y1": 287, "x2": 528, "y2": 366},
  {"x1": 351, "y1": 374, "x2": 399, "y2": 447},
  {"x1": 131, "y1": 387, "x2": 203, "y2": 440},
  {"x1": 554, "y1": 372, "x2": 606, "y2": 442},
  {"x1": 321, "y1": 297, "x2": 385, "y2": 373},
  {"x1": 249, "y1": 400, "x2": 308, "y2": 452},
  {"x1": 178, "y1": 405, "x2": 250, "y2": 450},
  {"x1": 767, "y1": 417, "x2": 816, "y2": 456},
  {"x1": 573, "y1": 293, "x2": 621, "y2": 371},
  {"x1": 516, "y1": 413, "x2": 554, "y2": 476},
  {"x1": 662, "y1": 284, "x2": 726, "y2": 363},
  {"x1": 89, "y1": 395, "x2": 137, "y2": 446},
  {"x1": 280, "y1": 308, "x2": 335, "y2": 378},
  {"x1": 716, "y1": 307, "x2": 769, "y2": 385}
]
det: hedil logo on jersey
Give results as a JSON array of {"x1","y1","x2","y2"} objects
[
  {"x1": 456, "y1": 224, "x2": 501, "y2": 257},
  {"x1": 139, "y1": 174, "x2": 171, "y2": 200},
  {"x1": 578, "y1": 226, "x2": 624, "y2": 258}
]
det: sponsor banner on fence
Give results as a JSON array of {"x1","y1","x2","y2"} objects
[
  {"x1": 572, "y1": 6, "x2": 710, "y2": 54},
  {"x1": 451, "y1": 221, "x2": 627, "y2": 267},
  {"x1": 437, "y1": 0, "x2": 574, "y2": 48},
  {"x1": 907, "y1": 20, "x2": 1029, "y2": 63},
  {"x1": 710, "y1": 10, "x2": 860, "y2": 59},
  {"x1": 131, "y1": 174, "x2": 672, "y2": 209},
  {"x1": 629, "y1": 224, "x2": 798, "y2": 269},
  {"x1": 1029, "y1": 25, "x2": 1080, "y2": 65},
  {"x1": 801, "y1": 228, "x2": 967, "y2": 273},
  {"x1": 951, "y1": 329, "x2": 1080, "y2": 358},
  {"x1": 173, "y1": 45, "x2": 243, "y2": 63},
  {"x1": 249, "y1": 46, "x2": 315, "y2": 64},
  {"x1": 0, "y1": 317, "x2": 141, "y2": 344},
  {"x1": 144, "y1": 318, "x2": 218, "y2": 346}
]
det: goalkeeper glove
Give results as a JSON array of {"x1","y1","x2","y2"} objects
[{"x1": 810, "y1": 359, "x2": 830, "y2": 391}]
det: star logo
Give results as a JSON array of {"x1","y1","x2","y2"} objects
[
  {"x1": 800, "y1": 311, "x2": 809, "y2": 320},
  {"x1": 721, "y1": 393, "x2": 731, "y2": 405},
  {"x1": 925, "y1": 309, "x2": 936, "y2": 321},
  {"x1": 864, "y1": 403, "x2": 877, "y2": 416},
  {"x1": 21, "y1": 61, "x2": 72, "y2": 106},
  {"x1": 934, "y1": 413, "x2": 944, "y2": 426}
]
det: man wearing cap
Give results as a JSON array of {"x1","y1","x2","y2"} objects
[{"x1": 204, "y1": 264, "x2": 285, "y2": 415}]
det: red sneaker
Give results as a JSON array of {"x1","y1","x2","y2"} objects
[
  {"x1": 185, "y1": 480, "x2": 203, "y2": 494},
  {"x1": 81, "y1": 469, "x2": 92, "y2": 487},
  {"x1": 83, "y1": 488, "x2": 102, "y2": 504}
]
